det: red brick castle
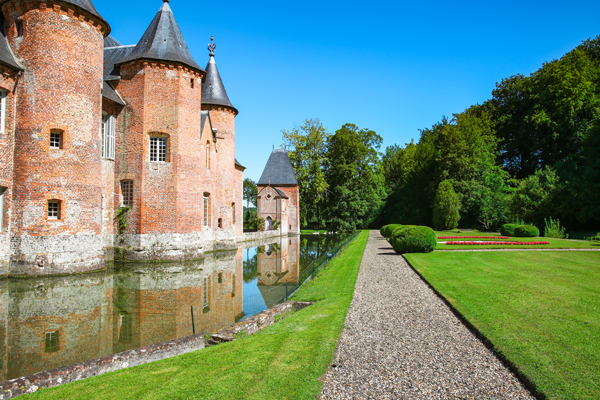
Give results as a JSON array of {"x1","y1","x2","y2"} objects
[{"x1": 0, "y1": 0, "x2": 247, "y2": 276}]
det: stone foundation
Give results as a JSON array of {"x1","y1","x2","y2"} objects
[{"x1": 8, "y1": 235, "x2": 105, "y2": 277}]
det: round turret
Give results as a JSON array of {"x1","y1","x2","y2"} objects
[{"x1": 2, "y1": 0, "x2": 109, "y2": 274}]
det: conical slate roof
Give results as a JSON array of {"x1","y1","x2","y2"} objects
[
  {"x1": 202, "y1": 53, "x2": 235, "y2": 111},
  {"x1": 119, "y1": 0, "x2": 202, "y2": 72},
  {"x1": 0, "y1": 15, "x2": 22, "y2": 70},
  {"x1": 258, "y1": 149, "x2": 299, "y2": 186},
  {"x1": 104, "y1": 35, "x2": 122, "y2": 48},
  {"x1": 0, "y1": 0, "x2": 110, "y2": 33}
]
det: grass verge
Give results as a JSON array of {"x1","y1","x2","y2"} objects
[
  {"x1": 30, "y1": 231, "x2": 369, "y2": 400},
  {"x1": 405, "y1": 251, "x2": 600, "y2": 400}
]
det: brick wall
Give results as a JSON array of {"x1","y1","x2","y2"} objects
[
  {"x1": 0, "y1": 69, "x2": 18, "y2": 273},
  {"x1": 3, "y1": 2, "x2": 106, "y2": 274}
]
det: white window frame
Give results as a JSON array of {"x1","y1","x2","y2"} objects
[
  {"x1": 203, "y1": 194, "x2": 210, "y2": 227},
  {"x1": 206, "y1": 141, "x2": 210, "y2": 169},
  {"x1": 102, "y1": 114, "x2": 116, "y2": 160},
  {"x1": 50, "y1": 130, "x2": 62, "y2": 149},
  {"x1": 120, "y1": 180, "x2": 133, "y2": 207},
  {"x1": 150, "y1": 137, "x2": 167, "y2": 162},
  {"x1": 0, "y1": 90, "x2": 6, "y2": 135},
  {"x1": 0, "y1": 187, "x2": 6, "y2": 232},
  {"x1": 48, "y1": 200, "x2": 60, "y2": 220}
]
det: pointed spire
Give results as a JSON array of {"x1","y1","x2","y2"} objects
[
  {"x1": 202, "y1": 36, "x2": 236, "y2": 112},
  {"x1": 119, "y1": 0, "x2": 202, "y2": 72}
]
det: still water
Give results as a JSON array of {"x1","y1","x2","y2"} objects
[{"x1": 0, "y1": 234, "x2": 347, "y2": 381}]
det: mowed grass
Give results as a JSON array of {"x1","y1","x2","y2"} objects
[
  {"x1": 434, "y1": 230, "x2": 600, "y2": 250},
  {"x1": 405, "y1": 251, "x2": 600, "y2": 400},
  {"x1": 29, "y1": 231, "x2": 369, "y2": 400}
]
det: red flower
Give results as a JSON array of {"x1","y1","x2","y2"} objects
[
  {"x1": 445, "y1": 241, "x2": 550, "y2": 246},
  {"x1": 438, "y1": 236, "x2": 510, "y2": 239}
]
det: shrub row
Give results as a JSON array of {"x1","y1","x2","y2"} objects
[
  {"x1": 380, "y1": 224, "x2": 403, "y2": 238},
  {"x1": 389, "y1": 225, "x2": 436, "y2": 254},
  {"x1": 500, "y1": 224, "x2": 540, "y2": 238}
]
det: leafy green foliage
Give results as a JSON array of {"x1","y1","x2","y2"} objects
[
  {"x1": 282, "y1": 119, "x2": 330, "y2": 228},
  {"x1": 324, "y1": 124, "x2": 385, "y2": 232},
  {"x1": 514, "y1": 225, "x2": 540, "y2": 237},
  {"x1": 380, "y1": 224, "x2": 402, "y2": 238},
  {"x1": 390, "y1": 226, "x2": 436, "y2": 254},
  {"x1": 243, "y1": 178, "x2": 258, "y2": 208},
  {"x1": 544, "y1": 217, "x2": 567, "y2": 239},
  {"x1": 500, "y1": 223, "x2": 517, "y2": 237},
  {"x1": 432, "y1": 180, "x2": 461, "y2": 230},
  {"x1": 508, "y1": 167, "x2": 560, "y2": 228}
]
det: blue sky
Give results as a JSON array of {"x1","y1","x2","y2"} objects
[{"x1": 96, "y1": 0, "x2": 600, "y2": 182}]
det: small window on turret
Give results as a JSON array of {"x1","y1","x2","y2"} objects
[
  {"x1": 190, "y1": 78, "x2": 194, "y2": 89},
  {"x1": 16, "y1": 20, "x2": 23, "y2": 37}
]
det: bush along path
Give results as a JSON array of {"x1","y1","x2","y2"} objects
[{"x1": 320, "y1": 230, "x2": 534, "y2": 400}]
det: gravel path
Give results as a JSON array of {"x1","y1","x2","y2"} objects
[{"x1": 320, "y1": 231, "x2": 535, "y2": 400}]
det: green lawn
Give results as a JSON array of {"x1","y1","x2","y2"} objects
[
  {"x1": 434, "y1": 230, "x2": 600, "y2": 250},
  {"x1": 31, "y1": 231, "x2": 369, "y2": 400},
  {"x1": 405, "y1": 251, "x2": 600, "y2": 400}
]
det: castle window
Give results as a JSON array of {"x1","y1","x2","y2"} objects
[
  {"x1": 0, "y1": 90, "x2": 6, "y2": 134},
  {"x1": 0, "y1": 187, "x2": 6, "y2": 232},
  {"x1": 190, "y1": 78, "x2": 194, "y2": 88},
  {"x1": 218, "y1": 218, "x2": 223, "y2": 229},
  {"x1": 48, "y1": 200, "x2": 61, "y2": 220},
  {"x1": 102, "y1": 114, "x2": 116, "y2": 160},
  {"x1": 45, "y1": 331, "x2": 59, "y2": 353},
  {"x1": 203, "y1": 277, "x2": 210, "y2": 311},
  {"x1": 118, "y1": 312, "x2": 132, "y2": 344},
  {"x1": 16, "y1": 20, "x2": 23, "y2": 37},
  {"x1": 50, "y1": 130, "x2": 62, "y2": 149},
  {"x1": 232, "y1": 203, "x2": 236, "y2": 225},
  {"x1": 203, "y1": 193, "x2": 210, "y2": 227},
  {"x1": 218, "y1": 273, "x2": 222, "y2": 284},
  {"x1": 206, "y1": 141, "x2": 210, "y2": 169},
  {"x1": 120, "y1": 180, "x2": 133, "y2": 207},
  {"x1": 150, "y1": 137, "x2": 167, "y2": 162}
]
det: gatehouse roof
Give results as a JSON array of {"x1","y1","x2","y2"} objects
[{"x1": 258, "y1": 149, "x2": 298, "y2": 186}]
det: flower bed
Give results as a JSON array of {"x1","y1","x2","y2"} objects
[
  {"x1": 438, "y1": 236, "x2": 510, "y2": 239},
  {"x1": 446, "y1": 241, "x2": 551, "y2": 246}
]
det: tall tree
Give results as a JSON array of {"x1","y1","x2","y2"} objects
[
  {"x1": 432, "y1": 180, "x2": 461, "y2": 230},
  {"x1": 282, "y1": 119, "x2": 330, "y2": 228},
  {"x1": 324, "y1": 124, "x2": 385, "y2": 231},
  {"x1": 243, "y1": 178, "x2": 257, "y2": 208}
]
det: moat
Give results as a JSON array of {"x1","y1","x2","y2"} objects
[{"x1": 0, "y1": 234, "x2": 347, "y2": 382}]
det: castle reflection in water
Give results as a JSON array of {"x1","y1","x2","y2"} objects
[{"x1": 0, "y1": 234, "x2": 328, "y2": 382}]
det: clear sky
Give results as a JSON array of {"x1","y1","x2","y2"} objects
[{"x1": 96, "y1": 0, "x2": 600, "y2": 182}]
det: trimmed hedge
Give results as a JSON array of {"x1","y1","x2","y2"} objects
[
  {"x1": 500, "y1": 223, "x2": 517, "y2": 237},
  {"x1": 390, "y1": 226, "x2": 437, "y2": 254},
  {"x1": 380, "y1": 224, "x2": 403, "y2": 238},
  {"x1": 514, "y1": 225, "x2": 540, "y2": 238}
]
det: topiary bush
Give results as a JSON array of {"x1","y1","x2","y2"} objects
[
  {"x1": 514, "y1": 225, "x2": 540, "y2": 238},
  {"x1": 390, "y1": 226, "x2": 437, "y2": 254},
  {"x1": 500, "y1": 223, "x2": 517, "y2": 237},
  {"x1": 380, "y1": 224, "x2": 402, "y2": 238}
]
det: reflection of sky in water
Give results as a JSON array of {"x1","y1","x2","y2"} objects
[{"x1": 242, "y1": 247, "x2": 267, "y2": 317}]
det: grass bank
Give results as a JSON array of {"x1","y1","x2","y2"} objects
[
  {"x1": 31, "y1": 231, "x2": 369, "y2": 400},
  {"x1": 405, "y1": 251, "x2": 600, "y2": 400},
  {"x1": 434, "y1": 230, "x2": 600, "y2": 250}
]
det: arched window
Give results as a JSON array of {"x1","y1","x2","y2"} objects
[
  {"x1": 203, "y1": 193, "x2": 210, "y2": 227},
  {"x1": 266, "y1": 216, "x2": 273, "y2": 231},
  {"x1": 206, "y1": 141, "x2": 210, "y2": 169}
]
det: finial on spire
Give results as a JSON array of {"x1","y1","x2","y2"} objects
[{"x1": 208, "y1": 36, "x2": 216, "y2": 56}]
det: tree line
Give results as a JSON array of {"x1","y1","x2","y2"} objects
[{"x1": 247, "y1": 35, "x2": 600, "y2": 233}]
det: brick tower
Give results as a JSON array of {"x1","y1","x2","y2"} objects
[
  {"x1": 201, "y1": 38, "x2": 244, "y2": 239},
  {"x1": 2, "y1": 0, "x2": 110, "y2": 274},
  {"x1": 111, "y1": 0, "x2": 206, "y2": 256}
]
